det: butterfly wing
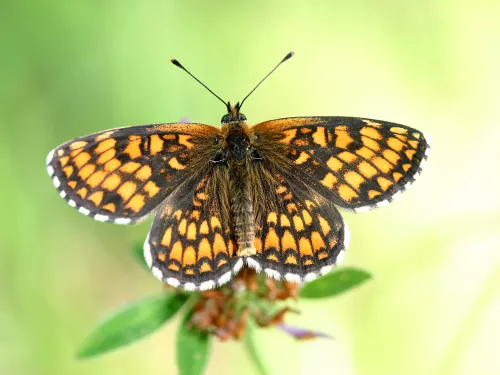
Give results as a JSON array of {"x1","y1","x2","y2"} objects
[
  {"x1": 251, "y1": 117, "x2": 430, "y2": 212},
  {"x1": 46, "y1": 123, "x2": 221, "y2": 224},
  {"x1": 145, "y1": 171, "x2": 241, "y2": 291},
  {"x1": 246, "y1": 167, "x2": 347, "y2": 283}
]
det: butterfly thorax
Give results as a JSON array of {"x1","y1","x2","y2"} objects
[{"x1": 221, "y1": 121, "x2": 250, "y2": 161}]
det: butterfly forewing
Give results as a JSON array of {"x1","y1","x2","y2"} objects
[
  {"x1": 252, "y1": 117, "x2": 430, "y2": 212},
  {"x1": 46, "y1": 123, "x2": 221, "y2": 224}
]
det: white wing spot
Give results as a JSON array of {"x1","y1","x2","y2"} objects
[
  {"x1": 166, "y1": 277, "x2": 180, "y2": 287},
  {"x1": 151, "y1": 266, "x2": 163, "y2": 281},
  {"x1": 304, "y1": 272, "x2": 318, "y2": 282},
  {"x1": 320, "y1": 265, "x2": 333, "y2": 275},
  {"x1": 354, "y1": 206, "x2": 371, "y2": 213},
  {"x1": 199, "y1": 280, "x2": 216, "y2": 291},
  {"x1": 68, "y1": 200, "x2": 76, "y2": 208},
  {"x1": 114, "y1": 218, "x2": 132, "y2": 225},
  {"x1": 52, "y1": 177, "x2": 61, "y2": 188},
  {"x1": 94, "y1": 214, "x2": 109, "y2": 222},
  {"x1": 47, "y1": 165, "x2": 54, "y2": 176},
  {"x1": 376, "y1": 199, "x2": 389, "y2": 208},
  {"x1": 78, "y1": 207, "x2": 90, "y2": 216},
  {"x1": 336, "y1": 249, "x2": 346, "y2": 265},
  {"x1": 423, "y1": 133, "x2": 431, "y2": 148},
  {"x1": 246, "y1": 257, "x2": 262, "y2": 272},
  {"x1": 233, "y1": 258, "x2": 243, "y2": 273},
  {"x1": 184, "y1": 282, "x2": 197, "y2": 291},
  {"x1": 143, "y1": 240, "x2": 152, "y2": 269},
  {"x1": 284, "y1": 273, "x2": 301, "y2": 283},
  {"x1": 391, "y1": 191, "x2": 402, "y2": 200},
  {"x1": 264, "y1": 268, "x2": 280, "y2": 280},
  {"x1": 59, "y1": 191, "x2": 67, "y2": 198},
  {"x1": 46, "y1": 149, "x2": 55, "y2": 165},
  {"x1": 342, "y1": 218, "x2": 351, "y2": 249},
  {"x1": 217, "y1": 271, "x2": 232, "y2": 286}
]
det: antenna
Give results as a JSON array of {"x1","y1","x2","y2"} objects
[
  {"x1": 170, "y1": 58, "x2": 227, "y2": 107},
  {"x1": 238, "y1": 51, "x2": 295, "y2": 110}
]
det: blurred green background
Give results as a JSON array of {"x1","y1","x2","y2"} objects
[{"x1": 2, "y1": 0, "x2": 499, "y2": 374}]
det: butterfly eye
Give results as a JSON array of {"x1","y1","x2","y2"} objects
[
  {"x1": 221, "y1": 114, "x2": 230, "y2": 124},
  {"x1": 239, "y1": 114, "x2": 247, "y2": 121}
]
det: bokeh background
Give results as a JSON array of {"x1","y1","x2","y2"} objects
[{"x1": 2, "y1": 1, "x2": 500, "y2": 374}]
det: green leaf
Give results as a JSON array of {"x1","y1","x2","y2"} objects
[
  {"x1": 78, "y1": 293, "x2": 188, "y2": 358},
  {"x1": 244, "y1": 319, "x2": 271, "y2": 375},
  {"x1": 300, "y1": 267, "x2": 371, "y2": 299},
  {"x1": 177, "y1": 311, "x2": 211, "y2": 375},
  {"x1": 131, "y1": 241, "x2": 149, "y2": 271}
]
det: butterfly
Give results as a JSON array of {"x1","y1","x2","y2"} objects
[{"x1": 46, "y1": 52, "x2": 429, "y2": 291}]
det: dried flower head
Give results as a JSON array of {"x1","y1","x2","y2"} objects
[{"x1": 180, "y1": 269, "x2": 300, "y2": 340}]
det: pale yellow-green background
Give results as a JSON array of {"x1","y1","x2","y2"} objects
[{"x1": 1, "y1": 1, "x2": 499, "y2": 374}]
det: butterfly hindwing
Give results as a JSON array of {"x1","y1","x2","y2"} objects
[
  {"x1": 46, "y1": 123, "x2": 221, "y2": 224},
  {"x1": 145, "y1": 172, "x2": 242, "y2": 291},
  {"x1": 246, "y1": 169, "x2": 347, "y2": 283},
  {"x1": 251, "y1": 117, "x2": 430, "y2": 212}
]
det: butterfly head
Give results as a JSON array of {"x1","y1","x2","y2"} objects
[{"x1": 221, "y1": 102, "x2": 247, "y2": 124}]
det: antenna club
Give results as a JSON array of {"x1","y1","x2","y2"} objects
[
  {"x1": 170, "y1": 58, "x2": 183, "y2": 68},
  {"x1": 282, "y1": 51, "x2": 295, "y2": 62}
]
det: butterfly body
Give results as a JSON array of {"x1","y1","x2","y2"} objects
[{"x1": 217, "y1": 119, "x2": 253, "y2": 258}]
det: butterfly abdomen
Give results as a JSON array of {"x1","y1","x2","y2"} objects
[{"x1": 228, "y1": 163, "x2": 255, "y2": 256}]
